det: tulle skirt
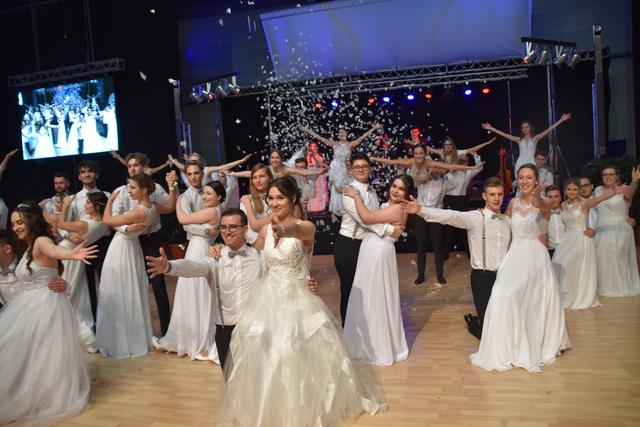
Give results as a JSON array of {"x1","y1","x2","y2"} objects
[
  {"x1": 552, "y1": 229, "x2": 601, "y2": 310},
  {"x1": 344, "y1": 233, "x2": 408, "y2": 366},
  {"x1": 95, "y1": 232, "x2": 153, "y2": 358},
  {"x1": 158, "y1": 236, "x2": 216, "y2": 359},
  {"x1": 218, "y1": 271, "x2": 387, "y2": 426},
  {"x1": 470, "y1": 238, "x2": 571, "y2": 372},
  {"x1": 0, "y1": 288, "x2": 90, "y2": 425}
]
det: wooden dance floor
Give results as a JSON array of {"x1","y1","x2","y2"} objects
[{"x1": 67, "y1": 253, "x2": 640, "y2": 426}]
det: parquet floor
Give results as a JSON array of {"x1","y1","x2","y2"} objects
[{"x1": 64, "y1": 253, "x2": 640, "y2": 427}]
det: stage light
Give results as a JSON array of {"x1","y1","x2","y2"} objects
[
  {"x1": 406, "y1": 94, "x2": 415, "y2": 101},
  {"x1": 314, "y1": 102, "x2": 322, "y2": 109},
  {"x1": 523, "y1": 49, "x2": 537, "y2": 64},
  {"x1": 481, "y1": 86, "x2": 490, "y2": 94},
  {"x1": 368, "y1": 97, "x2": 375, "y2": 104},
  {"x1": 190, "y1": 87, "x2": 202, "y2": 103},
  {"x1": 537, "y1": 48, "x2": 550, "y2": 65},
  {"x1": 567, "y1": 53, "x2": 580, "y2": 68},
  {"x1": 425, "y1": 92, "x2": 433, "y2": 100},
  {"x1": 464, "y1": 88, "x2": 472, "y2": 96},
  {"x1": 382, "y1": 96, "x2": 390, "y2": 103},
  {"x1": 331, "y1": 100, "x2": 339, "y2": 107}
]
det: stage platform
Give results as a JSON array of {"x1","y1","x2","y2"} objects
[{"x1": 68, "y1": 253, "x2": 640, "y2": 426}]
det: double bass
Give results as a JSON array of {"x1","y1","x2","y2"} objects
[{"x1": 497, "y1": 147, "x2": 513, "y2": 194}]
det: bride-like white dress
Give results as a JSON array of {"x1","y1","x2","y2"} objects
[
  {"x1": 218, "y1": 227, "x2": 387, "y2": 426},
  {"x1": 344, "y1": 204, "x2": 409, "y2": 366},
  {"x1": 0, "y1": 254, "x2": 90, "y2": 425},
  {"x1": 470, "y1": 199, "x2": 571, "y2": 372}
]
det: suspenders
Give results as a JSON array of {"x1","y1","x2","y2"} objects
[
  {"x1": 481, "y1": 211, "x2": 486, "y2": 270},
  {"x1": 213, "y1": 258, "x2": 225, "y2": 327}
]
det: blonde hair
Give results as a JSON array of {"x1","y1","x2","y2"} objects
[
  {"x1": 250, "y1": 163, "x2": 273, "y2": 214},
  {"x1": 443, "y1": 137, "x2": 459, "y2": 163}
]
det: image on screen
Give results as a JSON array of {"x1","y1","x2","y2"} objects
[{"x1": 18, "y1": 76, "x2": 118, "y2": 160}]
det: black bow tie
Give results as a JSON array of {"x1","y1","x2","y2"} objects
[{"x1": 228, "y1": 250, "x2": 246, "y2": 259}]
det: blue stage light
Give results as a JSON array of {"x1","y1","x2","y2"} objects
[
  {"x1": 406, "y1": 94, "x2": 415, "y2": 101},
  {"x1": 464, "y1": 88, "x2": 472, "y2": 96},
  {"x1": 382, "y1": 96, "x2": 390, "y2": 103},
  {"x1": 331, "y1": 100, "x2": 338, "y2": 107}
]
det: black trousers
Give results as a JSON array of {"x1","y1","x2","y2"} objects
[
  {"x1": 333, "y1": 233, "x2": 363, "y2": 326},
  {"x1": 215, "y1": 324, "x2": 236, "y2": 372},
  {"x1": 411, "y1": 216, "x2": 446, "y2": 281},
  {"x1": 85, "y1": 233, "x2": 112, "y2": 323},
  {"x1": 443, "y1": 195, "x2": 470, "y2": 256},
  {"x1": 140, "y1": 232, "x2": 171, "y2": 335},
  {"x1": 468, "y1": 269, "x2": 497, "y2": 339}
]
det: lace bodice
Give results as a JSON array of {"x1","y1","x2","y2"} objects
[
  {"x1": 408, "y1": 162, "x2": 430, "y2": 184},
  {"x1": 15, "y1": 253, "x2": 58, "y2": 291},
  {"x1": 594, "y1": 187, "x2": 628, "y2": 222},
  {"x1": 329, "y1": 143, "x2": 350, "y2": 186},
  {"x1": 333, "y1": 142, "x2": 350, "y2": 163},
  {"x1": 510, "y1": 198, "x2": 544, "y2": 240},
  {"x1": 262, "y1": 226, "x2": 310, "y2": 280},
  {"x1": 561, "y1": 201, "x2": 587, "y2": 231},
  {"x1": 517, "y1": 137, "x2": 536, "y2": 165}
]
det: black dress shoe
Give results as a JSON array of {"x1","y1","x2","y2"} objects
[
  {"x1": 414, "y1": 275, "x2": 425, "y2": 285},
  {"x1": 437, "y1": 276, "x2": 447, "y2": 285}
]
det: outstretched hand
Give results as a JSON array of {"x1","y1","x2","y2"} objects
[
  {"x1": 146, "y1": 247, "x2": 169, "y2": 278},
  {"x1": 401, "y1": 195, "x2": 422, "y2": 215},
  {"x1": 560, "y1": 113, "x2": 572, "y2": 122},
  {"x1": 481, "y1": 122, "x2": 493, "y2": 131},
  {"x1": 631, "y1": 165, "x2": 640, "y2": 182},
  {"x1": 71, "y1": 241, "x2": 99, "y2": 265}
]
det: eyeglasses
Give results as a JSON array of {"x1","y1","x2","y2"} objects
[
  {"x1": 351, "y1": 166, "x2": 370, "y2": 172},
  {"x1": 602, "y1": 173, "x2": 617, "y2": 177},
  {"x1": 218, "y1": 224, "x2": 244, "y2": 233}
]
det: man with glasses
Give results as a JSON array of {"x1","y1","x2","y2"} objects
[
  {"x1": 580, "y1": 175, "x2": 598, "y2": 228},
  {"x1": 146, "y1": 208, "x2": 318, "y2": 371},
  {"x1": 333, "y1": 152, "x2": 403, "y2": 326}
]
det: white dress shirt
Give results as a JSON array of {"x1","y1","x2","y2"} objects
[
  {"x1": 112, "y1": 182, "x2": 170, "y2": 234},
  {"x1": 179, "y1": 186, "x2": 210, "y2": 240},
  {"x1": 0, "y1": 258, "x2": 20, "y2": 306},
  {"x1": 548, "y1": 210, "x2": 566, "y2": 250},
  {"x1": 61, "y1": 187, "x2": 111, "y2": 239},
  {"x1": 339, "y1": 180, "x2": 393, "y2": 239},
  {"x1": 446, "y1": 154, "x2": 483, "y2": 196},
  {"x1": 168, "y1": 244, "x2": 262, "y2": 325},
  {"x1": 539, "y1": 167, "x2": 554, "y2": 188},
  {"x1": 42, "y1": 193, "x2": 69, "y2": 214},
  {"x1": 419, "y1": 207, "x2": 511, "y2": 271},
  {"x1": 211, "y1": 172, "x2": 240, "y2": 210},
  {"x1": 419, "y1": 176, "x2": 454, "y2": 208}
]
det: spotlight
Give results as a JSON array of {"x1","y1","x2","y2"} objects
[
  {"x1": 554, "y1": 49, "x2": 568, "y2": 66},
  {"x1": 382, "y1": 96, "x2": 390, "y2": 103},
  {"x1": 567, "y1": 53, "x2": 580, "y2": 68},
  {"x1": 314, "y1": 102, "x2": 322, "y2": 109},
  {"x1": 523, "y1": 49, "x2": 537, "y2": 64},
  {"x1": 367, "y1": 97, "x2": 375, "y2": 104},
  {"x1": 537, "y1": 48, "x2": 550, "y2": 65},
  {"x1": 425, "y1": 92, "x2": 433, "y2": 100},
  {"x1": 190, "y1": 87, "x2": 202, "y2": 103},
  {"x1": 464, "y1": 88, "x2": 472, "y2": 96},
  {"x1": 331, "y1": 100, "x2": 339, "y2": 107},
  {"x1": 406, "y1": 94, "x2": 415, "y2": 101},
  {"x1": 481, "y1": 86, "x2": 490, "y2": 94}
]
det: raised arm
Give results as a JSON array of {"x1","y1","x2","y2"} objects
[
  {"x1": 283, "y1": 165, "x2": 327, "y2": 177},
  {"x1": 343, "y1": 187, "x2": 404, "y2": 225},
  {"x1": 531, "y1": 185, "x2": 552, "y2": 210},
  {"x1": 533, "y1": 113, "x2": 572, "y2": 141},
  {"x1": 168, "y1": 154, "x2": 185, "y2": 171},
  {"x1": 56, "y1": 196, "x2": 89, "y2": 235},
  {"x1": 146, "y1": 158, "x2": 172, "y2": 176},
  {"x1": 624, "y1": 166, "x2": 640, "y2": 202},
  {"x1": 481, "y1": 123, "x2": 520, "y2": 143},
  {"x1": 0, "y1": 149, "x2": 18, "y2": 179},
  {"x1": 370, "y1": 157, "x2": 413, "y2": 167},
  {"x1": 225, "y1": 170, "x2": 252, "y2": 179},
  {"x1": 425, "y1": 159, "x2": 480, "y2": 171},
  {"x1": 102, "y1": 190, "x2": 147, "y2": 227},
  {"x1": 110, "y1": 150, "x2": 127, "y2": 167},
  {"x1": 583, "y1": 185, "x2": 625, "y2": 209},
  {"x1": 465, "y1": 137, "x2": 497, "y2": 154},
  {"x1": 35, "y1": 236, "x2": 97, "y2": 265},
  {"x1": 271, "y1": 217, "x2": 316, "y2": 247},
  {"x1": 403, "y1": 196, "x2": 477, "y2": 230},
  {"x1": 349, "y1": 123, "x2": 383, "y2": 149},
  {"x1": 155, "y1": 172, "x2": 178, "y2": 215},
  {"x1": 298, "y1": 125, "x2": 335, "y2": 147},
  {"x1": 205, "y1": 153, "x2": 252, "y2": 174}
]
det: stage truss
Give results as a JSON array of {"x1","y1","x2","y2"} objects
[
  {"x1": 7, "y1": 58, "x2": 125, "y2": 88},
  {"x1": 226, "y1": 52, "x2": 597, "y2": 100}
]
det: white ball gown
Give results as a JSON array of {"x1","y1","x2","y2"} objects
[
  {"x1": 0, "y1": 254, "x2": 90, "y2": 425},
  {"x1": 344, "y1": 204, "x2": 409, "y2": 366},
  {"x1": 328, "y1": 143, "x2": 351, "y2": 216},
  {"x1": 158, "y1": 208, "x2": 220, "y2": 359},
  {"x1": 95, "y1": 206, "x2": 154, "y2": 358},
  {"x1": 218, "y1": 227, "x2": 387, "y2": 426},
  {"x1": 594, "y1": 188, "x2": 640, "y2": 296},
  {"x1": 60, "y1": 219, "x2": 110, "y2": 345},
  {"x1": 551, "y1": 202, "x2": 601, "y2": 310},
  {"x1": 470, "y1": 199, "x2": 571, "y2": 372},
  {"x1": 514, "y1": 136, "x2": 536, "y2": 173}
]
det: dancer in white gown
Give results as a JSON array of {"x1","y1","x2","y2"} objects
[
  {"x1": 0, "y1": 204, "x2": 96, "y2": 425},
  {"x1": 33, "y1": 124, "x2": 56, "y2": 159},
  {"x1": 342, "y1": 176, "x2": 412, "y2": 366},
  {"x1": 470, "y1": 164, "x2": 571, "y2": 372},
  {"x1": 57, "y1": 192, "x2": 110, "y2": 345},
  {"x1": 594, "y1": 165, "x2": 640, "y2": 297},
  {"x1": 218, "y1": 177, "x2": 386, "y2": 427},
  {"x1": 94, "y1": 174, "x2": 156, "y2": 358},
  {"x1": 481, "y1": 113, "x2": 571, "y2": 174},
  {"x1": 154, "y1": 181, "x2": 224, "y2": 360},
  {"x1": 552, "y1": 179, "x2": 625, "y2": 309},
  {"x1": 299, "y1": 123, "x2": 382, "y2": 216},
  {"x1": 239, "y1": 163, "x2": 273, "y2": 244}
]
